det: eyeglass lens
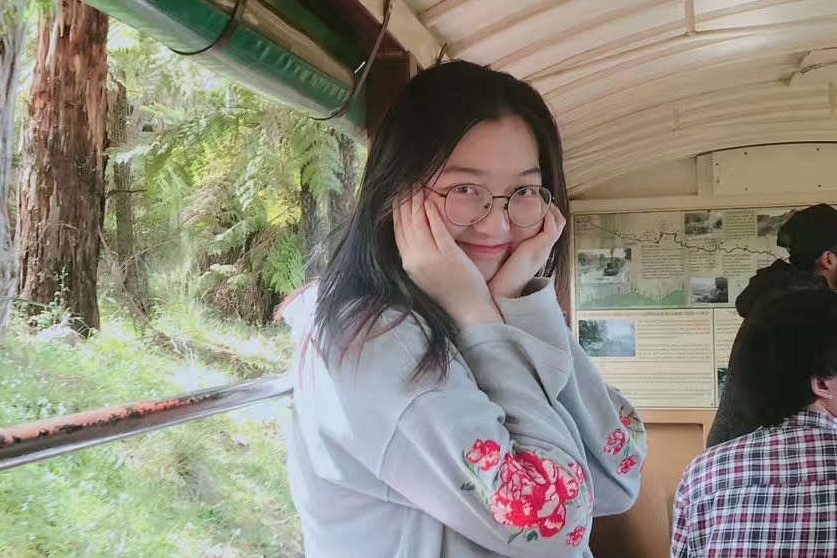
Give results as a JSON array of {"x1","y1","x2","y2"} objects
[{"x1": 444, "y1": 185, "x2": 551, "y2": 227}]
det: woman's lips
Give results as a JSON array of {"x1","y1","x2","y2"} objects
[{"x1": 457, "y1": 241, "x2": 512, "y2": 258}]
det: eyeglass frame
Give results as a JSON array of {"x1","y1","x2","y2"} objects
[{"x1": 423, "y1": 184, "x2": 553, "y2": 228}]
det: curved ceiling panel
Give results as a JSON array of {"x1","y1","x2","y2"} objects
[{"x1": 403, "y1": 0, "x2": 837, "y2": 196}]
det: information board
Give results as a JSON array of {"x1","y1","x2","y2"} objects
[{"x1": 574, "y1": 206, "x2": 797, "y2": 407}]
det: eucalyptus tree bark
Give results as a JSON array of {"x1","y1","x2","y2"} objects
[
  {"x1": 16, "y1": 0, "x2": 109, "y2": 335},
  {"x1": 0, "y1": 0, "x2": 25, "y2": 337}
]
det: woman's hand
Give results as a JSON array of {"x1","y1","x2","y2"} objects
[
  {"x1": 394, "y1": 190, "x2": 502, "y2": 327},
  {"x1": 488, "y1": 206, "x2": 566, "y2": 299}
]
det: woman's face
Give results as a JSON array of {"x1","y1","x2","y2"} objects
[{"x1": 427, "y1": 115, "x2": 546, "y2": 281}]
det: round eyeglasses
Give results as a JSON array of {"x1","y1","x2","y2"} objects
[{"x1": 425, "y1": 184, "x2": 552, "y2": 228}]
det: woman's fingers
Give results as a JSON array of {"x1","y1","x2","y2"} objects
[
  {"x1": 392, "y1": 188, "x2": 498, "y2": 325},
  {"x1": 522, "y1": 210, "x2": 559, "y2": 257},
  {"x1": 425, "y1": 198, "x2": 455, "y2": 252},
  {"x1": 528, "y1": 206, "x2": 563, "y2": 253},
  {"x1": 403, "y1": 189, "x2": 434, "y2": 250},
  {"x1": 549, "y1": 206, "x2": 567, "y2": 240},
  {"x1": 487, "y1": 210, "x2": 563, "y2": 298},
  {"x1": 541, "y1": 208, "x2": 559, "y2": 246}
]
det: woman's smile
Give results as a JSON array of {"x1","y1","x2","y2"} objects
[{"x1": 456, "y1": 241, "x2": 512, "y2": 259}]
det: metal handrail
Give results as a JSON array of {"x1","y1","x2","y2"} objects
[{"x1": 0, "y1": 375, "x2": 293, "y2": 472}]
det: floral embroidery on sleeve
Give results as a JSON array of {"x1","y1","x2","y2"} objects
[
  {"x1": 466, "y1": 439, "x2": 502, "y2": 471},
  {"x1": 617, "y1": 455, "x2": 640, "y2": 474},
  {"x1": 567, "y1": 461, "x2": 585, "y2": 484},
  {"x1": 566, "y1": 526, "x2": 587, "y2": 547},
  {"x1": 604, "y1": 429, "x2": 627, "y2": 455},
  {"x1": 568, "y1": 461, "x2": 594, "y2": 505},
  {"x1": 461, "y1": 439, "x2": 589, "y2": 544},
  {"x1": 604, "y1": 407, "x2": 645, "y2": 475}
]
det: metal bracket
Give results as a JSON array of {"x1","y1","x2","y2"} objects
[
  {"x1": 312, "y1": 0, "x2": 394, "y2": 121},
  {"x1": 170, "y1": 0, "x2": 249, "y2": 57}
]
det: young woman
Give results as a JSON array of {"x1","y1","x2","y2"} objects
[{"x1": 280, "y1": 61, "x2": 646, "y2": 557}]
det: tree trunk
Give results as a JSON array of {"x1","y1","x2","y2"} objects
[
  {"x1": 109, "y1": 81, "x2": 132, "y2": 267},
  {"x1": 107, "y1": 78, "x2": 146, "y2": 313},
  {"x1": 299, "y1": 179, "x2": 326, "y2": 281},
  {"x1": 329, "y1": 132, "x2": 358, "y2": 231},
  {"x1": 16, "y1": 0, "x2": 109, "y2": 335},
  {"x1": 0, "y1": 1, "x2": 26, "y2": 337}
]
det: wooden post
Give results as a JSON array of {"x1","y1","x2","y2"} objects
[{"x1": 365, "y1": 51, "x2": 417, "y2": 142}]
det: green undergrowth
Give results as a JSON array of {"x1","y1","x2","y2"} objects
[{"x1": 0, "y1": 304, "x2": 301, "y2": 558}]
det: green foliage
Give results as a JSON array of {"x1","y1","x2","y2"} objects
[
  {"x1": 287, "y1": 116, "x2": 342, "y2": 198},
  {"x1": 26, "y1": 269, "x2": 72, "y2": 329},
  {"x1": 267, "y1": 234, "x2": 305, "y2": 296},
  {"x1": 134, "y1": 77, "x2": 344, "y2": 319},
  {"x1": 0, "y1": 0, "x2": 23, "y2": 36},
  {"x1": 0, "y1": 15, "x2": 364, "y2": 558},
  {"x1": 0, "y1": 306, "x2": 300, "y2": 557},
  {"x1": 1, "y1": 17, "x2": 360, "y2": 557},
  {"x1": 95, "y1": 23, "x2": 357, "y2": 323}
]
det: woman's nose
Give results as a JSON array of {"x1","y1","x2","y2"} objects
[{"x1": 471, "y1": 200, "x2": 510, "y2": 234}]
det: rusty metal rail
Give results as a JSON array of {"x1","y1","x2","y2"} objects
[{"x1": 0, "y1": 375, "x2": 293, "y2": 472}]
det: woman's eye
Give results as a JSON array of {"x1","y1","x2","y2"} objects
[
  {"x1": 452, "y1": 185, "x2": 479, "y2": 196},
  {"x1": 514, "y1": 186, "x2": 540, "y2": 197}
]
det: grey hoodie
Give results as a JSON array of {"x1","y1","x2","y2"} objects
[{"x1": 282, "y1": 279, "x2": 646, "y2": 557}]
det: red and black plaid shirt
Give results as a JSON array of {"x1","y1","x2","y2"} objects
[{"x1": 672, "y1": 410, "x2": 837, "y2": 557}]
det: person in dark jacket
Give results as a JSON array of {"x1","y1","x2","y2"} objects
[{"x1": 707, "y1": 203, "x2": 837, "y2": 447}]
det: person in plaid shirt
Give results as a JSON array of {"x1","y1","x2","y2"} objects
[{"x1": 672, "y1": 288, "x2": 837, "y2": 558}]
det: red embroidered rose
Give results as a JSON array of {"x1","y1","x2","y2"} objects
[
  {"x1": 617, "y1": 455, "x2": 640, "y2": 475},
  {"x1": 620, "y1": 416, "x2": 632, "y2": 428},
  {"x1": 567, "y1": 462, "x2": 586, "y2": 485},
  {"x1": 466, "y1": 439, "x2": 502, "y2": 471},
  {"x1": 537, "y1": 501, "x2": 567, "y2": 538},
  {"x1": 604, "y1": 429, "x2": 627, "y2": 455},
  {"x1": 556, "y1": 463, "x2": 580, "y2": 500},
  {"x1": 566, "y1": 526, "x2": 586, "y2": 547},
  {"x1": 489, "y1": 451, "x2": 579, "y2": 537}
]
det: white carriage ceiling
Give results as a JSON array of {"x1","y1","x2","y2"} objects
[{"x1": 355, "y1": 0, "x2": 837, "y2": 197}]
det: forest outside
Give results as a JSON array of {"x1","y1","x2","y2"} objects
[
  {"x1": 0, "y1": 305, "x2": 302, "y2": 557},
  {"x1": 0, "y1": 2, "x2": 361, "y2": 555}
]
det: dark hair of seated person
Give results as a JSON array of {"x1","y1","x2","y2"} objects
[{"x1": 732, "y1": 288, "x2": 837, "y2": 427}]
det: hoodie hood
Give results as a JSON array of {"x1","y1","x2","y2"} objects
[{"x1": 735, "y1": 259, "x2": 827, "y2": 318}]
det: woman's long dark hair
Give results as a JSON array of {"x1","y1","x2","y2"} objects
[{"x1": 315, "y1": 61, "x2": 570, "y2": 380}]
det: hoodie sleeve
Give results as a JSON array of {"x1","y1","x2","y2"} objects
[
  {"x1": 376, "y1": 320, "x2": 595, "y2": 557},
  {"x1": 561, "y1": 340, "x2": 646, "y2": 515},
  {"x1": 495, "y1": 280, "x2": 646, "y2": 516}
]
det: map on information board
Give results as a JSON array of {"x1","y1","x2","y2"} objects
[{"x1": 574, "y1": 207, "x2": 798, "y2": 310}]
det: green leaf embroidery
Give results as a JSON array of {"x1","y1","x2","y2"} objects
[
  {"x1": 460, "y1": 481, "x2": 475, "y2": 491},
  {"x1": 526, "y1": 531, "x2": 539, "y2": 541}
]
